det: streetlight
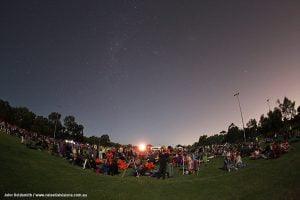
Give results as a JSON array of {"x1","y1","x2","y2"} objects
[{"x1": 234, "y1": 92, "x2": 246, "y2": 142}]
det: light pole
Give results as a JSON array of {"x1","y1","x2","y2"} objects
[{"x1": 234, "y1": 92, "x2": 246, "y2": 142}]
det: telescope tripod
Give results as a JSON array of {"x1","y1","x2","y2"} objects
[{"x1": 121, "y1": 157, "x2": 140, "y2": 178}]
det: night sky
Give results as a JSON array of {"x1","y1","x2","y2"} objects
[{"x1": 1, "y1": 0, "x2": 300, "y2": 145}]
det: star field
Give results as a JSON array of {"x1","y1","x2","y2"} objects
[{"x1": 1, "y1": 0, "x2": 300, "y2": 145}]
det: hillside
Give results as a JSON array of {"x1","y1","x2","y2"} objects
[{"x1": 0, "y1": 133, "x2": 300, "y2": 200}]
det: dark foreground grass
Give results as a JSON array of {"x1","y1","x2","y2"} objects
[{"x1": 0, "y1": 133, "x2": 300, "y2": 200}]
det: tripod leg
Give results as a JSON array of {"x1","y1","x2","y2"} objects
[
  {"x1": 83, "y1": 159, "x2": 87, "y2": 169},
  {"x1": 88, "y1": 160, "x2": 91, "y2": 169},
  {"x1": 133, "y1": 160, "x2": 140, "y2": 178},
  {"x1": 122, "y1": 159, "x2": 132, "y2": 178}
]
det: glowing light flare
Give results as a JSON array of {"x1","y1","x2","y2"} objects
[{"x1": 138, "y1": 143, "x2": 146, "y2": 151}]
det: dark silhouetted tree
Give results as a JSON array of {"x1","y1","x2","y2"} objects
[
  {"x1": 63, "y1": 115, "x2": 84, "y2": 141},
  {"x1": 48, "y1": 112, "x2": 63, "y2": 139},
  {"x1": 99, "y1": 134, "x2": 110, "y2": 146},
  {"x1": 198, "y1": 135, "x2": 208, "y2": 146},
  {"x1": 225, "y1": 123, "x2": 243, "y2": 143},
  {"x1": 32, "y1": 116, "x2": 51, "y2": 136},
  {"x1": 0, "y1": 99, "x2": 12, "y2": 133},
  {"x1": 246, "y1": 118, "x2": 258, "y2": 139},
  {"x1": 277, "y1": 97, "x2": 296, "y2": 120},
  {"x1": 11, "y1": 107, "x2": 36, "y2": 130},
  {"x1": 259, "y1": 108, "x2": 283, "y2": 137}
]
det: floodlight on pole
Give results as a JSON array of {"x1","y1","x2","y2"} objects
[{"x1": 234, "y1": 92, "x2": 246, "y2": 142}]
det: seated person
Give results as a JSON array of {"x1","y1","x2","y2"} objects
[
  {"x1": 249, "y1": 148, "x2": 266, "y2": 159},
  {"x1": 280, "y1": 141, "x2": 290, "y2": 153},
  {"x1": 224, "y1": 151, "x2": 237, "y2": 172},
  {"x1": 271, "y1": 143, "x2": 282, "y2": 158},
  {"x1": 108, "y1": 158, "x2": 119, "y2": 176},
  {"x1": 234, "y1": 152, "x2": 246, "y2": 168},
  {"x1": 187, "y1": 156, "x2": 195, "y2": 174},
  {"x1": 138, "y1": 165, "x2": 149, "y2": 176},
  {"x1": 144, "y1": 161, "x2": 154, "y2": 170}
]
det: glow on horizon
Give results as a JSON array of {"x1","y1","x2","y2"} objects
[{"x1": 138, "y1": 143, "x2": 146, "y2": 151}]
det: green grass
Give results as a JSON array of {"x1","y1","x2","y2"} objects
[{"x1": 0, "y1": 132, "x2": 300, "y2": 200}]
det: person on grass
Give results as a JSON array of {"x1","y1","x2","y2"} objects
[
  {"x1": 157, "y1": 147, "x2": 169, "y2": 179},
  {"x1": 224, "y1": 150, "x2": 237, "y2": 172},
  {"x1": 234, "y1": 152, "x2": 246, "y2": 168}
]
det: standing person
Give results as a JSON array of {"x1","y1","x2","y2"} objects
[
  {"x1": 98, "y1": 146, "x2": 105, "y2": 159},
  {"x1": 157, "y1": 147, "x2": 169, "y2": 179},
  {"x1": 72, "y1": 144, "x2": 77, "y2": 164},
  {"x1": 167, "y1": 153, "x2": 174, "y2": 178}
]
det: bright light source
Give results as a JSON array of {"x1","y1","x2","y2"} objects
[
  {"x1": 65, "y1": 140, "x2": 75, "y2": 144},
  {"x1": 138, "y1": 143, "x2": 146, "y2": 151}
]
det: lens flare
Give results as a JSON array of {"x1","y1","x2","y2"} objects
[{"x1": 138, "y1": 143, "x2": 146, "y2": 151}]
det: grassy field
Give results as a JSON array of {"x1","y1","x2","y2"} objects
[{"x1": 0, "y1": 132, "x2": 300, "y2": 200}]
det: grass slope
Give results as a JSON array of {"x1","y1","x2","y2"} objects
[{"x1": 0, "y1": 133, "x2": 300, "y2": 200}]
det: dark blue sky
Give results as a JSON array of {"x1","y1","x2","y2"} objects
[{"x1": 1, "y1": 0, "x2": 300, "y2": 145}]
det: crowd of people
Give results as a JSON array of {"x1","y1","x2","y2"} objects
[
  {"x1": 0, "y1": 122, "x2": 295, "y2": 178},
  {"x1": 248, "y1": 140, "x2": 290, "y2": 160},
  {"x1": 0, "y1": 124, "x2": 213, "y2": 178}
]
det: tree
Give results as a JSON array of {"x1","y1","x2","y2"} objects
[
  {"x1": 48, "y1": 112, "x2": 61, "y2": 122},
  {"x1": 246, "y1": 118, "x2": 258, "y2": 139},
  {"x1": 74, "y1": 124, "x2": 84, "y2": 142},
  {"x1": 0, "y1": 99, "x2": 12, "y2": 133},
  {"x1": 99, "y1": 134, "x2": 110, "y2": 146},
  {"x1": 31, "y1": 116, "x2": 51, "y2": 136},
  {"x1": 269, "y1": 108, "x2": 284, "y2": 134},
  {"x1": 246, "y1": 119, "x2": 257, "y2": 129},
  {"x1": 63, "y1": 115, "x2": 76, "y2": 136},
  {"x1": 259, "y1": 114, "x2": 269, "y2": 137},
  {"x1": 48, "y1": 112, "x2": 63, "y2": 139},
  {"x1": 259, "y1": 108, "x2": 283, "y2": 138},
  {"x1": 198, "y1": 135, "x2": 208, "y2": 146},
  {"x1": 0, "y1": 99, "x2": 92, "y2": 142},
  {"x1": 85, "y1": 136, "x2": 100, "y2": 145},
  {"x1": 225, "y1": 123, "x2": 243, "y2": 143},
  {"x1": 277, "y1": 97, "x2": 296, "y2": 120},
  {"x1": 0, "y1": 99, "x2": 11, "y2": 121},
  {"x1": 63, "y1": 116, "x2": 84, "y2": 141},
  {"x1": 205, "y1": 134, "x2": 224, "y2": 145},
  {"x1": 290, "y1": 106, "x2": 300, "y2": 133},
  {"x1": 11, "y1": 107, "x2": 36, "y2": 130}
]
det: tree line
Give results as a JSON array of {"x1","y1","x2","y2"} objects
[
  {"x1": 0, "y1": 99, "x2": 119, "y2": 147},
  {"x1": 1, "y1": 97, "x2": 300, "y2": 148},
  {"x1": 192, "y1": 97, "x2": 300, "y2": 148}
]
